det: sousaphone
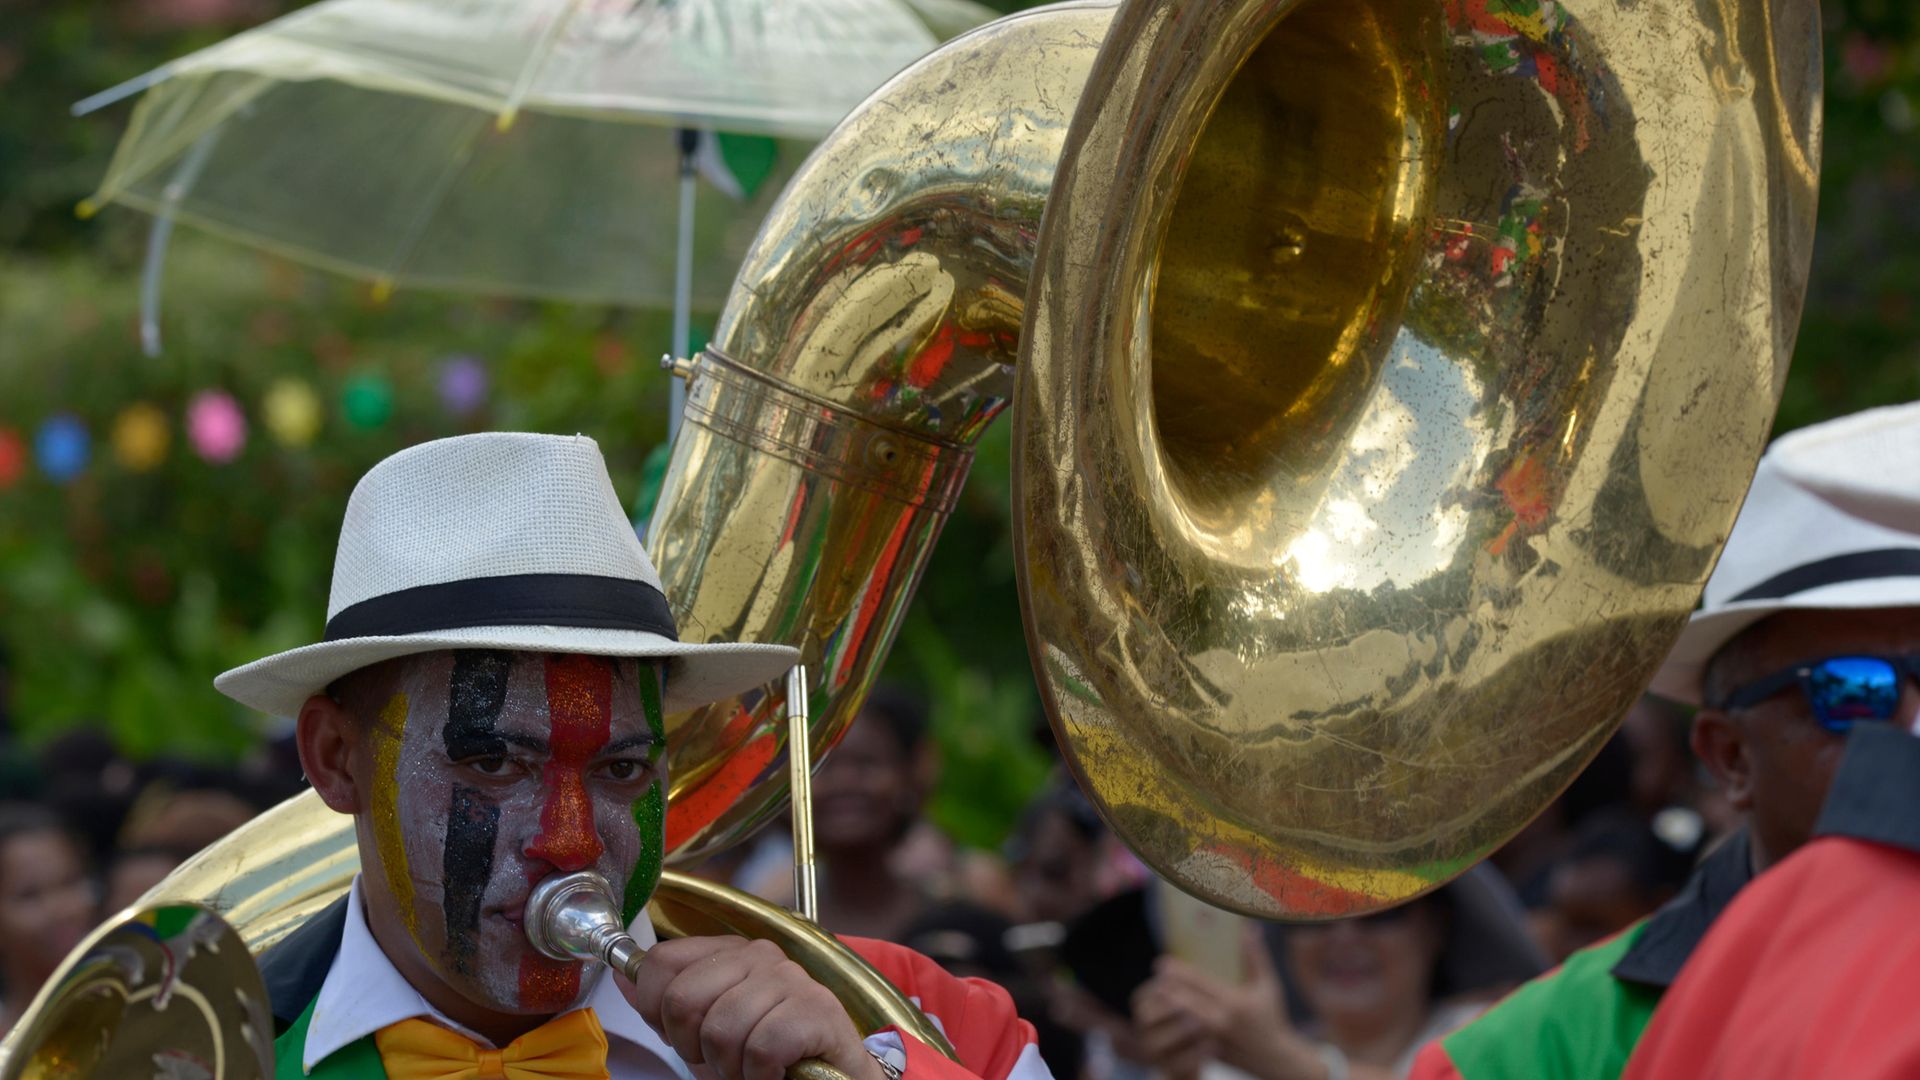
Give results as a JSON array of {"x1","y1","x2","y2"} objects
[{"x1": 1, "y1": 0, "x2": 1821, "y2": 1071}]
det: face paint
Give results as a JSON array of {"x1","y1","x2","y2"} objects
[
  {"x1": 436, "y1": 651, "x2": 514, "y2": 972},
  {"x1": 622, "y1": 783, "x2": 667, "y2": 927},
  {"x1": 445, "y1": 650, "x2": 512, "y2": 759},
  {"x1": 532, "y1": 655, "x2": 612, "y2": 871},
  {"x1": 516, "y1": 655, "x2": 615, "y2": 1009},
  {"x1": 622, "y1": 666, "x2": 669, "y2": 926},
  {"x1": 443, "y1": 784, "x2": 500, "y2": 975},
  {"x1": 369, "y1": 692, "x2": 416, "y2": 936},
  {"x1": 371, "y1": 650, "x2": 658, "y2": 1018}
]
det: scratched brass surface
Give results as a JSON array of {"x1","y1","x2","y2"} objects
[
  {"x1": 1013, "y1": 0, "x2": 1822, "y2": 917},
  {"x1": 124, "y1": 789, "x2": 952, "y2": 1054},
  {"x1": 0, "y1": 902, "x2": 273, "y2": 1079},
  {"x1": 648, "y1": 1, "x2": 1115, "y2": 862}
]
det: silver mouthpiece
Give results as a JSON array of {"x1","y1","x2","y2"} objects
[
  {"x1": 527, "y1": 871, "x2": 853, "y2": 1080},
  {"x1": 524, "y1": 871, "x2": 645, "y2": 978}
]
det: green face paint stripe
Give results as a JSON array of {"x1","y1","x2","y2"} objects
[
  {"x1": 622, "y1": 781, "x2": 666, "y2": 927},
  {"x1": 637, "y1": 663, "x2": 666, "y2": 764}
]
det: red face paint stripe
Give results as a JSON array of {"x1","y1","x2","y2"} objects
[
  {"x1": 533, "y1": 655, "x2": 612, "y2": 873},
  {"x1": 518, "y1": 949, "x2": 581, "y2": 1013},
  {"x1": 521, "y1": 656, "x2": 613, "y2": 1010}
]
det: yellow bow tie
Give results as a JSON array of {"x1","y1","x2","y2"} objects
[{"x1": 374, "y1": 1008, "x2": 611, "y2": 1080}]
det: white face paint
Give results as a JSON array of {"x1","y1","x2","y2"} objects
[{"x1": 362, "y1": 650, "x2": 666, "y2": 1014}]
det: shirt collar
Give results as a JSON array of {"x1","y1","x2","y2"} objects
[
  {"x1": 1814, "y1": 721, "x2": 1920, "y2": 853},
  {"x1": 1609, "y1": 826, "x2": 1753, "y2": 988},
  {"x1": 304, "y1": 876, "x2": 676, "y2": 1074}
]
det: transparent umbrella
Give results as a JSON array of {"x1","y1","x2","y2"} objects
[{"x1": 78, "y1": 0, "x2": 994, "y2": 423}]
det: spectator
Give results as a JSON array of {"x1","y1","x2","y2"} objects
[
  {"x1": 116, "y1": 779, "x2": 257, "y2": 856},
  {"x1": 99, "y1": 772, "x2": 260, "y2": 912},
  {"x1": 1536, "y1": 810, "x2": 1692, "y2": 963},
  {"x1": 1489, "y1": 733, "x2": 1633, "y2": 909},
  {"x1": 785, "y1": 685, "x2": 940, "y2": 941},
  {"x1": 1618, "y1": 697, "x2": 1695, "y2": 820},
  {"x1": 103, "y1": 846, "x2": 185, "y2": 915},
  {"x1": 1411, "y1": 405, "x2": 1920, "y2": 1079},
  {"x1": 0, "y1": 804, "x2": 95, "y2": 1036},
  {"x1": 1131, "y1": 866, "x2": 1544, "y2": 1080},
  {"x1": 37, "y1": 729, "x2": 137, "y2": 865},
  {"x1": 905, "y1": 902, "x2": 1084, "y2": 1080},
  {"x1": 1006, "y1": 782, "x2": 1106, "y2": 926}
]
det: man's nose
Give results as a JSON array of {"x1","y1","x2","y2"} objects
[
  {"x1": 526, "y1": 771, "x2": 605, "y2": 872},
  {"x1": 1898, "y1": 683, "x2": 1920, "y2": 735}
]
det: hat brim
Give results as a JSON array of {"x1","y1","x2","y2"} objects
[
  {"x1": 1649, "y1": 576, "x2": 1920, "y2": 705},
  {"x1": 215, "y1": 626, "x2": 800, "y2": 719}
]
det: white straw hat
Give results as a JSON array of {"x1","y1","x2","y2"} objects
[
  {"x1": 215, "y1": 432, "x2": 798, "y2": 718},
  {"x1": 1649, "y1": 406, "x2": 1920, "y2": 705},
  {"x1": 1770, "y1": 400, "x2": 1920, "y2": 533}
]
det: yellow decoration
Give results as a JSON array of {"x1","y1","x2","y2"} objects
[
  {"x1": 263, "y1": 378, "x2": 323, "y2": 447},
  {"x1": 111, "y1": 403, "x2": 170, "y2": 472}
]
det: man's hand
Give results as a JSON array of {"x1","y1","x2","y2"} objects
[{"x1": 623, "y1": 935, "x2": 887, "y2": 1080}]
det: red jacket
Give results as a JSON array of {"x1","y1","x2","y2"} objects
[{"x1": 1624, "y1": 724, "x2": 1920, "y2": 1079}]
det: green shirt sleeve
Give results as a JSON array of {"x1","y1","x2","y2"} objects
[{"x1": 1438, "y1": 921, "x2": 1664, "y2": 1080}]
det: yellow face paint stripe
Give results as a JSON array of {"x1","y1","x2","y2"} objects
[{"x1": 370, "y1": 691, "x2": 417, "y2": 935}]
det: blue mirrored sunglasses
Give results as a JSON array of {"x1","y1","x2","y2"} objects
[{"x1": 1713, "y1": 655, "x2": 1920, "y2": 732}]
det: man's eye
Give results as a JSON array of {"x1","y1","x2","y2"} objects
[
  {"x1": 469, "y1": 757, "x2": 513, "y2": 777},
  {"x1": 602, "y1": 760, "x2": 644, "y2": 781}
]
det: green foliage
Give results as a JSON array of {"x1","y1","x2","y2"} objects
[
  {"x1": 0, "y1": 235, "x2": 673, "y2": 758},
  {"x1": 1778, "y1": 1, "x2": 1920, "y2": 430}
]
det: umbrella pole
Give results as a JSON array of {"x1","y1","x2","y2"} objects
[
  {"x1": 669, "y1": 128, "x2": 699, "y2": 445},
  {"x1": 138, "y1": 128, "x2": 225, "y2": 358}
]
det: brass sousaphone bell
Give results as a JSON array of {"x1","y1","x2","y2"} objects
[
  {"x1": 653, "y1": 0, "x2": 1822, "y2": 916},
  {"x1": 2, "y1": 0, "x2": 1822, "y2": 1072}
]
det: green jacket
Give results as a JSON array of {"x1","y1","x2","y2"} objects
[{"x1": 1412, "y1": 829, "x2": 1754, "y2": 1080}]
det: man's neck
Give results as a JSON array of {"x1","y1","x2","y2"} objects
[{"x1": 362, "y1": 902, "x2": 557, "y2": 1047}]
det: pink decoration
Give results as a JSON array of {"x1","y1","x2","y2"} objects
[{"x1": 187, "y1": 391, "x2": 248, "y2": 464}]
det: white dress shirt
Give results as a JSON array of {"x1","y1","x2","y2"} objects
[{"x1": 302, "y1": 877, "x2": 695, "y2": 1079}]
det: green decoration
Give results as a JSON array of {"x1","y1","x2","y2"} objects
[{"x1": 342, "y1": 373, "x2": 394, "y2": 430}]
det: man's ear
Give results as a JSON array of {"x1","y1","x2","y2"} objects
[
  {"x1": 298, "y1": 693, "x2": 363, "y2": 814},
  {"x1": 1690, "y1": 709, "x2": 1753, "y2": 812}
]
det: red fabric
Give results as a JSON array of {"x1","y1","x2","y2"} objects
[
  {"x1": 1624, "y1": 838, "x2": 1920, "y2": 1079},
  {"x1": 1407, "y1": 1042, "x2": 1466, "y2": 1080},
  {"x1": 843, "y1": 937, "x2": 1041, "y2": 1080}
]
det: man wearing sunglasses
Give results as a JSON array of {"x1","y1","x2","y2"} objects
[
  {"x1": 1625, "y1": 403, "x2": 1920, "y2": 1078},
  {"x1": 1411, "y1": 404, "x2": 1920, "y2": 1080}
]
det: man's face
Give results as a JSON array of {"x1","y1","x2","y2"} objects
[
  {"x1": 813, "y1": 713, "x2": 917, "y2": 853},
  {"x1": 1702, "y1": 607, "x2": 1920, "y2": 867},
  {"x1": 352, "y1": 650, "x2": 667, "y2": 1014}
]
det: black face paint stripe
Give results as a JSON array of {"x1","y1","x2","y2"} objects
[
  {"x1": 445, "y1": 650, "x2": 512, "y2": 761},
  {"x1": 443, "y1": 784, "x2": 499, "y2": 975}
]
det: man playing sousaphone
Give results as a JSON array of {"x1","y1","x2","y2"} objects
[{"x1": 220, "y1": 432, "x2": 1052, "y2": 1080}]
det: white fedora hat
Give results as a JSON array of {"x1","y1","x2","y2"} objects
[
  {"x1": 216, "y1": 432, "x2": 798, "y2": 718},
  {"x1": 1770, "y1": 400, "x2": 1920, "y2": 533},
  {"x1": 1650, "y1": 406, "x2": 1920, "y2": 705}
]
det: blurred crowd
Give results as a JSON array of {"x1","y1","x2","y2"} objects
[{"x1": 0, "y1": 669, "x2": 1722, "y2": 1078}]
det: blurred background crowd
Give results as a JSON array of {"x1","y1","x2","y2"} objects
[
  {"x1": 3, "y1": 0, "x2": 1919, "y2": 1074},
  {"x1": 0, "y1": 677, "x2": 1797, "y2": 1074}
]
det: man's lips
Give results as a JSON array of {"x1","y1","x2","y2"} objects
[{"x1": 487, "y1": 901, "x2": 530, "y2": 931}]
